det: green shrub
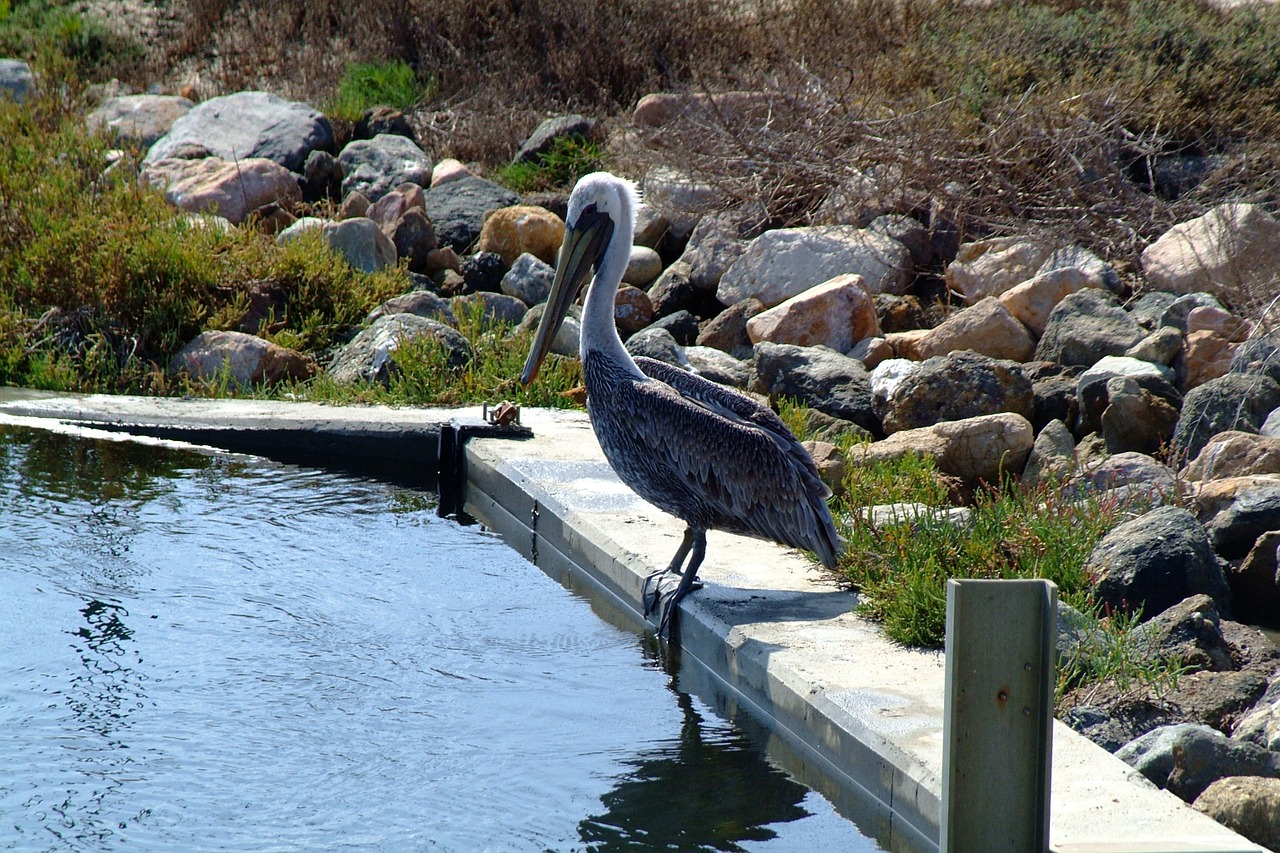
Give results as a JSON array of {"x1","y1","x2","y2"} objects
[
  {"x1": 327, "y1": 60, "x2": 434, "y2": 122},
  {"x1": 494, "y1": 136, "x2": 604, "y2": 193}
]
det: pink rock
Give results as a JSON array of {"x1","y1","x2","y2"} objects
[
  {"x1": 849, "y1": 336, "x2": 894, "y2": 369},
  {"x1": 1187, "y1": 305, "x2": 1253, "y2": 343},
  {"x1": 168, "y1": 330, "x2": 315, "y2": 387},
  {"x1": 998, "y1": 267, "x2": 1100, "y2": 337},
  {"x1": 1182, "y1": 330, "x2": 1238, "y2": 390},
  {"x1": 745, "y1": 274, "x2": 879, "y2": 351},
  {"x1": 884, "y1": 328, "x2": 929, "y2": 360},
  {"x1": 852, "y1": 412, "x2": 1034, "y2": 485},
  {"x1": 945, "y1": 236, "x2": 1055, "y2": 304},
  {"x1": 633, "y1": 91, "x2": 782, "y2": 128},
  {"x1": 142, "y1": 156, "x2": 302, "y2": 225},
  {"x1": 1141, "y1": 202, "x2": 1280, "y2": 297},
  {"x1": 367, "y1": 182, "x2": 427, "y2": 233},
  {"x1": 431, "y1": 158, "x2": 472, "y2": 187},
  {"x1": 915, "y1": 297, "x2": 1035, "y2": 361}
]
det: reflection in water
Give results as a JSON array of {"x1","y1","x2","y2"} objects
[
  {"x1": 581, "y1": 687, "x2": 808, "y2": 852},
  {"x1": 0, "y1": 426, "x2": 876, "y2": 851}
]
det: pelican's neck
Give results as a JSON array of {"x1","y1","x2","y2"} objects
[{"x1": 580, "y1": 216, "x2": 644, "y2": 380}]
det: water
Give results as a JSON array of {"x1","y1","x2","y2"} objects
[{"x1": 0, "y1": 426, "x2": 881, "y2": 852}]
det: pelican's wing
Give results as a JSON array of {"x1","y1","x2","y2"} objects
[{"x1": 629, "y1": 356, "x2": 841, "y2": 567}]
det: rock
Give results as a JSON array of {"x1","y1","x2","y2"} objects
[
  {"x1": 323, "y1": 217, "x2": 397, "y2": 273},
  {"x1": 678, "y1": 211, "x2": 755, "y2": 290},
  {"x1": 646, "y1": 261, "x2": 700, "y2": 317},
  {"x1": 513, "y1": 114, "x2": 594, "y2": 164},
  {"x1": 87, "y1": 94, "x2": 194, "y2": 148},
  {"x1": 1188, "y1": 305, "x2": 1252, "y2": 343},
  {"x1": 1069, "y1": 452, "x2": 1179, "y2": 503},
  {"x1": 426, "y1": 176, "x2": 521, "y2": 253},
  {"x1": 1234, "y1": 672, "x2": 1280, "y2": 750},
  {"x1": 476, "y1": 205, "x2": 565, "y2": 266},
  {"x1": 868, "y1": 214, "x2": 934, "y2": 271},
  {"x1": 623, "y1": 245, "x2": 663, "y2": 286},
  {"x1": 803, "y1": 440, "x2": 846, "y2": 496},
  {"x1": 1079, "y1": 354, "x2": 1178, "y2": 389},
  {"x1": 944, "y1": 236, "x2": 1055, "y2": 304},
  {"x1": 329, "y1": 313, "x2": 472, "y2": 383},
  {"x1": 1231, "y1": 531, "x2": 1280, "y2": 628},
  {"x1": 1136, "y1": 595, "x2": 1236, "y2": 673},
  {"x1": 450, "y1": 292, "x2": 527, "y2": 326},
  {"x1": 1126, "y1": 326, "x2": 1184, "y2": 366},
  {"x1": 876, "y1": 350, "x2": 1034, "y2": 434},
  {"x1": 1087, "y1": 506, "x2": 1231, "y2": 621},
  {"x1": 1035, "y1": 289, "x2": 1146, "y2": 367},
  {"x1": 996, "y1": 266, "x2": 1099, "y2": 338},
  {"x1": 368, "y1": 290, "x2": 457, "y2": 326},
  {"x1": 500, "y1": 253, "x2": 556, "y2": 306},
  {"x1": 353, "y1": 106, "x2": 415, "y2": 142},
  {"x1": 1098, "y1": 376, "x2": 1180, "y2": 456},
  {"x1": 633, "y1": 90, "x2": 783, "y2": 128},
  {"x1": 633, "y1": 203, "x2": 670, "y2": 249},
  {"x1": 366, "y1": 183, "x2": 428, "y2": 231},
  {"x1": 745, "y1": 274, "x2": 880, "y2": 352},
  {"x1": 876, "y1": 293, "x2": 927, "y2": 333},
  {"x1": 338, "y1": 190, "x2": 371, "y2": 220},
  {"x1": 615, "y1": 286, "x2": 654, "y2": 337},
  {"x1": 914, "y1": 297, "x2": 1036, "y2": 361},
  {"x1": 392, "y1": 208, "x2": 438, "y2": 273},
  {"x1": 0, "y1": 58, "x2": 33, "y2": 103},
  {"x1": 1021, "y1": 418, "x2": 1076, "y2": 488},
  {"x1": 648, "y1": 310, "x2": 700, "y2": 347},
  {"x1": 1159, "y1": 292, "x2": 1225, "y2": 333},
  {"x1": 642, "y1": 167, "x2": 724, "y2": 241},
  {"x1": 1171, "y1": 373, "x2": 1280, "y2": 464},
  {"x1": 752, "y1": 342, "x2": 878, "y2": 432},
  {"x1": 717, "y1": 225, "x2": 910, "y2": 307},
  {"x1": 1183, "y1": 431, "x2": 1280, "y2": 482},
  {"x1": 626, "y1": 327, "x2": 688, "y2": 369},
  {"x1": 301, "y1": 149, "x2": 343, "y2": 203},
  {"x1": 1142, "y1": 202, "x2": 1280, "y2": 299},
  {"x1": 1062, "y1": 703, "x2": 1179, "y2": 754},
  {"x1": 141, "y1": 156, "x2": 302, "y2": 226},
  {"x1": 431, "y1": 158, "x2": 471, "y2": 187},
  {"x1": 849, "y1": 336, "x2": 894, "y2": 370},
  {"x1": 515, "y1": 302, "x2": 580, "y2": 355},
  {"x1": 338, "y1": 133, "x2": 434, "y2": 202},
  {"x1": 1193, "y1": 776, "x2": 1280, "y2": 851},
  {"x1": 852, "y1": 412, "x2": 1034, "y2": 486},
  {"x1": 1195, "y1": 476, "x2": 1280, "y2": 560},
  {"x1": 169, "y1": 330, "x2": 315, "y2": 387},
  {"x1": 1032, "y1": 373, "x2": 1081, "y2": 433},
  {"x1": 1038, "y1": 245, "x2": 1121, "y2": 292},
  {"x1": 697, "y1": 298, "x2": 765, "y2": 359},
  {"x1": 1229, "y1": 332, "x2": 1280, "y2": 385},
  {"x1": 685, "y1": 346, "x2": 750, "y2": 388},
  {"x1": 144, "y1": 90, "x2": 333, "y2": 173},
  {"x1": 1180, "y1": 330, "x2": 1238, "y2": 390},
  {"x1": 457, "y1": 252, "x2": 505, "y2": 294},
  {"x1": 1116, "y1": 723, "x2": 1280, "y2": 802}
]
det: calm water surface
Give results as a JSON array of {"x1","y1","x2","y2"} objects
[{"x1": 0, "y1": 427, "x2": 881, "y2": 852}]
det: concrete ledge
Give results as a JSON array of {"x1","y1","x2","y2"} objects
[{"x1": 0, "y1": 390, "x2": 1262, "y2": 852}]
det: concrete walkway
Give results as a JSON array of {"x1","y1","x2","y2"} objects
[{"x1": 0, "y1": 389, "x2": 1262, "y2": 853}]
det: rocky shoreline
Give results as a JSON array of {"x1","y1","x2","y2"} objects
[{"x1": 5, "y1": 59, "x2": 1280, "y2": 847}]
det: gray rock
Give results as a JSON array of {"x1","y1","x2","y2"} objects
[
  {"x1": 301, "y1": 149, "x2": 343, "y2": 203},
  {"x1": 392, "y1": 208, "x2": 437, "y2": 273},
  {"x1": 679, "y1": 212, "x2": 754, "y2": 290},
  {"x1": 1234, "y1": 671, "x2": 1280, "y2": 751},
  {"x1": 876, "y1": 350, "x2": 1034, "y2": 434},
  {"x1": 1069, "y1": 452, "x2": 1179, "y2": 504},
  {"x1": 1129, "y1": 291, "x2": 1180, "y2": 330},
  {"x1": 328, "y1": 313, "x2": 472, "y2": 383},
  {"x1": 1202, "y1": 478, "x2": 1280, "y2": 560},
  {"x1": 647, "y1": 261, "x2": 699, "y2": 317},
  {"x1": 368, "y1": 290, "x2": 457, "y2": 326},
  {"x1": 623, "y1": 246, "x2": 663, "y2": 287},
  {"x1": 1230, "y1": 531, "x2": 1280, "y2": 627},
  {"x1": 425, "y1": 176, "x2": 520, "y2": 253},
  {"x1": 1062, "y1": 703, "x2": 1179, "y2": 754},
  {"x1": 1099, "y1": 376, "x2": 1180, "y2": 456},
  {"x1": 752, "y1": 342, "x2": 879, "y2": 433},
  {"x1": 1035, "y1": 289, "x2": 1146, "y2": 367},
  {"x1": 1229, "y1": 331, "x2": 1280, "y2": 385},
  {"x1": 718, "y1": 225, "x2": 910, "y2": 306},
  {"x1": 513, "y1": 114, "x2": 594, "y2": 164},
  {"x1": 626, "y1": 327, "x2": 689, "y2": 369},
  {"x1": 87, "y1": 94, "x2": 194, "y2": 147},
  {"x1": 1115, "y1": 723, "x2": 1280, "y2": 802},
  {"x1": 868, "y1": 214, "x2": 933, "y2": 271},
  {"x1": 144, "y1": 91, "x2": 334, "y2": 173},
  {"x1": 500, "y1": 253, "x2": 555, "y2": 306},
  {"x1": 515, "y1": 304, "x2": 580, "y2": 357},
  {"x1": 461, "y1": 252, "x2": 508, "y2": 293},
  {"x1": 647, "y1": 310, "x2": 700, "y2": 347},
  {"x1": 0, "y1": 58, "x2": 34, "y2": 103},
  {"x1": 1087, "y1": 506, "x2": 1231, "y2": 621},
  {"x1": 1170, "y1": 373, "x2": 1280, "y2": 464},
  {"x1": 353, "y1": 106, "x2": 415, "y2": 142},
  {"x1": 1159, "y1": 292, "x2": 1224, "y2": 333},
  {"x1": 696, "y1": 297, "x2": 765, "y2": 359},
  {"x1": 1193, "y1": 776, "x2": 1280, "y2": 852},
  {"x1": 1134, "y1": 595, "x2": 1236, "y2": 674},
  {"x1": 338, "y1": 133, "x2": 433, "y2": 202},
  {"x1": 1032, "y1": 374, "x2": 1081, "y2": 434},
  {"x1": 1037, "y1": 244, "x2": 1121, "y2": 293},
  {"x1": 1022, "y1": 418, "x2": 1076, "y2": 488},
  {"x1": 1125, "y1": 326, "x2": 1183, "y2": 366},
  {"x1": 685, "y1": 346, "x2": 750, "y2": 388},
  {"x1": 323, "y1": 217, "x2": 397, "y2": 273},
  {"x1": 450, "y1": 292, "x2": 528, "y2": 326}
]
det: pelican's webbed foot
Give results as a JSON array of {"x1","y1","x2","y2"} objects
[{"x1": 642, "y1": 528, "x2": 707, "y2": 638}]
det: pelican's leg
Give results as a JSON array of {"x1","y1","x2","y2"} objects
[
  {"x1": 656, "y1": 529, "x2": 707, "y2": 638},
  {"x1": 642, "y1": 527, "x2": 696, "y2": 618}
]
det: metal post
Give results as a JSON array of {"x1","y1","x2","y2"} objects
[{"x1": 941, "y1": 579, "x2": 1056, "y2": 853}]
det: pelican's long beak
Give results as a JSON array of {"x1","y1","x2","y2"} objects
[{"x1": 519, "y1": 207, "x2": 613, "y2": 385}]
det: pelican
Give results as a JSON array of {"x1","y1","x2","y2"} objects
[{"x1": 520, "y1": 172, "x2": 842, "y2": 636}]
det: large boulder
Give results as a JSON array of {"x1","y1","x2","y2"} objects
[
  {"x1": 328, "y1": 313, "x2": 472, "y2": 383},
  {"x1": 338, "y1": 133, "x2": 434, "y2": 202},
  {"x1": 169, "y1": 330, "x2": 315, "y2": 387},
  {"x1": 751, "y1": 342, "x2": 878, "y2": 433},
  {"x1": 1170, "y1": 373, "x2": 1280, "y2": 464},
  {"x1": 1183, "y1": 431, "x2": 1280, "y2": 482},
  {"x1": 997, "y1": 266, "x2": 1100, "y2": 337},
  {"x1": 141, "y1": 156, "x2": 302, "y2": 225},
  {"x1": 1034, "y1": 289, "x2": 1145, "y2": 367},
  {"x1": 875, "y1": 350, "x2": 1033, "y2": 434},
  {"x1": 944, "y1": 235, "x2": 1056, "y2": 303},
  {"x1": 1194, "y1": 476, "x2": 1280, "y2": 561},
  {"x1": 717, "y1": 225, "x2": 910, "y2": 306},
  {"x1": 1141, "y1": 202, "x2": 1280, "y2": 299},
  {"x1": 144, "y1": 91, "x2": 334, "y2": 173},
  {"x1": 88, "y1": 94, "x2": 194, "y2": 148},
  {"x1": 425, "y1": 176, "x2": 520, "y2": 253},
  {"x1": 1193, "y1": 777, "x2": 1280, "y2": 852},
  {"x1": 913, "y1": 297, "x2": 1035, "y2": 361},
  {"x1": 1086, "y1": 506, "x2": 1231, "y2": 621},
  {"x1": 745, "y1": 274, "x2": 880, "y2": 351},
  {"x1": 500, "y1": 253, "x2": 556, "y2": 306},
  {"x1": 1115, "y1": 723, "x2": 1280, "y2": 802},
  {"x1": 678, "y1": 211, "x2": 757, "y2": 290},
  {"x1": 852, "y1": 412, "x2": 1034, "y2": 486}
]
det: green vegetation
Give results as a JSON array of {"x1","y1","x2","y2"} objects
[
  {"x1": 1056, "y1": 607, "x2": 1189, "y2": 709},
  {"x1": 327, "y1": 60, "x2": 434, "y2": 123},
  {"x1": 0, "y1": 1, "x2": 142, "y2": 83},
  {"x1": 494, "y1": 136, "x2": 604, "y2": 193}
]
